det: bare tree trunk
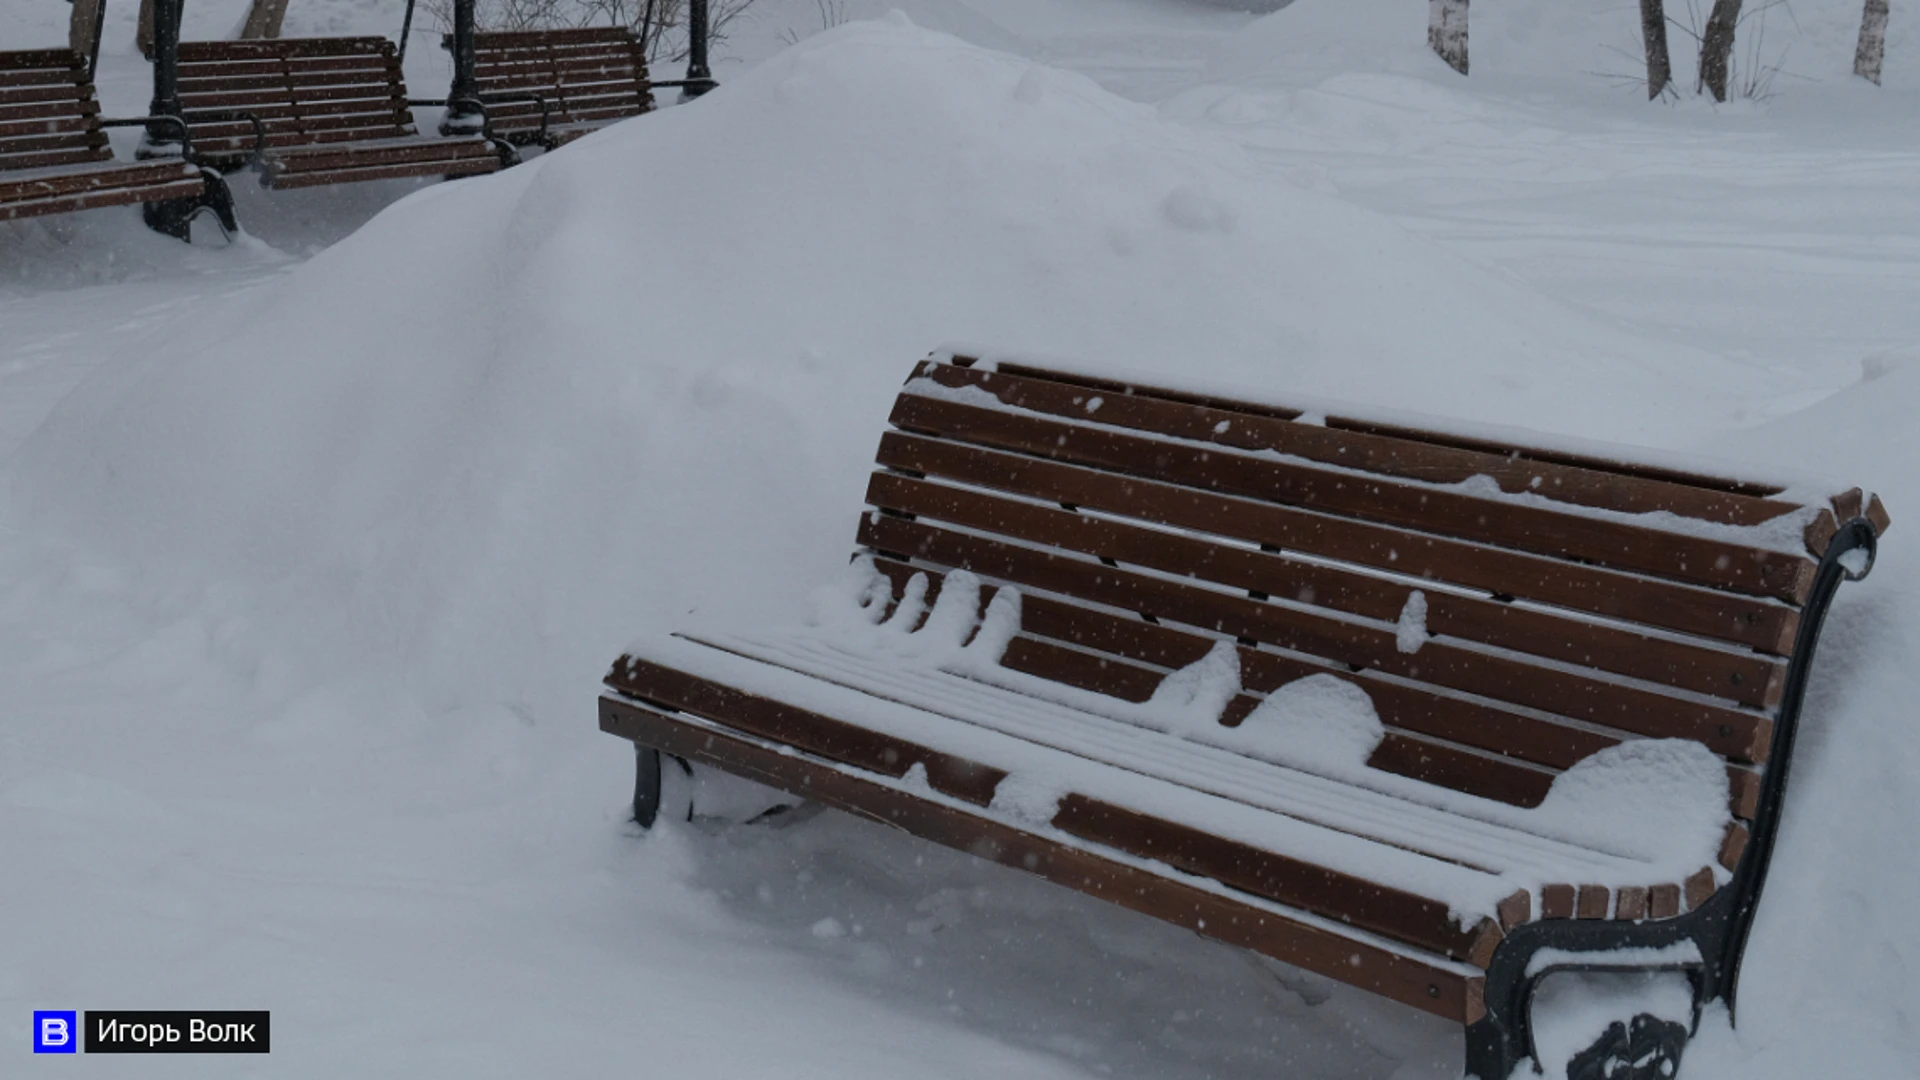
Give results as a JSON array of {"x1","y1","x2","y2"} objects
[
  {"x1": 69, "y1": 0, "x2": 106, "y2": 73},
  {"x1": 1641, "y1": 0, "x2": 1673, "y2": 98},
  {"x1": 240, "y1": 0, "x2": 290, "y2": 39},
  {"x1": 1854, "y1": 0, "x2": 1891, "y2": 84},
  {"x1": 1429, "y1": 0, "x2": 1469, "y2": 75},
  {"x1": 1699, "y1": 0, "x2": 1743, "y2": 102},
  {"x1": 138, "y1": 0, "x2": 155, "y2": 59}
]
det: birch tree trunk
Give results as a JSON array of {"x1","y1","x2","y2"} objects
[
  {"x1": 240, "y1": 0, "x2": 290, "y2": 39},
  {"x1": 1429, "y1": 0, "x2": 1469, "y2": 75},
  {"x1": 1699, "y1": 0, "x2": 1743, "y2": 102},
  {"x1": 1855, "y1": 0, "x2": 1891, "y2": 84},
  {"x1": 1641, "y1": 0, "x2": 1673, "y2": 98}
]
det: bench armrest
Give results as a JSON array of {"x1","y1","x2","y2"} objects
[
  {"x1": 470, "y1": 92, "x2": 553, "y2": 143},
  {"x1": 100, "y1": 111, "x2": 269, "y2": 170}
]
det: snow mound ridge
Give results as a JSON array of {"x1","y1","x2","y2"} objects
[{"x1": 12, "y1": 18, "x2": 1737, "y2": 711}]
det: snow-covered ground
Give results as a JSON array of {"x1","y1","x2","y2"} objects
[{"x1": 4, "y1": 1, "x2": 1917, "y2": 1077}]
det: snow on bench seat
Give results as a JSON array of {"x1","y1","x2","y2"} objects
[{"x1": 598, "y1": 351, "x2": 1890, "y2": 1059}]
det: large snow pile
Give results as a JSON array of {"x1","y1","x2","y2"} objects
[{"x1": 13, "y1": 16, "x2": 1756, "y2": 713}]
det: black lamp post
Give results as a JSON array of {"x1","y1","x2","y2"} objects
[
  {"x1": 140, "y1": 0, "x2": 185, "y2": 157},
  {"x1": 441, "y1": 0, "x2": 485, "y2": 135},
  {"x1": 681, "y1": 0, "x2": 715, "y2": 98}
]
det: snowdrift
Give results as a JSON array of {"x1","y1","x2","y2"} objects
[
  {"x1": 12, "y1": 16, "x2": 1753, "y2": 711},
  {"x1": 7, "y1": 18, "x2": 1916, "y2": 1077}
]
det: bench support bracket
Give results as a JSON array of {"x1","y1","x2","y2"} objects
[{"x1": 1464, "y1": 516, "x2": 1879, "y2": 1079}]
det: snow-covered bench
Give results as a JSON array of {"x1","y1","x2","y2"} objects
[
  {"x1": 445, "y1": 28, "x2": 656, "y2": 151},
  {"x1": 0, "y1": 47, "x2": 234, "y2": 238},
  {"x1": 172, "y1": 37, "x2": 505, "y2": 189},
  {"x1": 598, "y1": 352, "x2": 1890, "y2": 1080}
]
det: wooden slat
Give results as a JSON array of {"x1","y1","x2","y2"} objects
[
  {"x1": 1647, "y1": 884, "x2": 1681, "y2": 919},
  {"x1": 178, "y1": 67, "x2": 401, "y2": 94},
  {"x1": 601, "y1": 694, "x2": 1484, "y2": 1022},
  {"x1": 607, "y1": 656, "x2": 1008, "y2": 804},
  {"x1": 268, "y1": 155, "x2": 496, "y2": 189},
  {"x1": 0, "y1": 115, "x2": 93, "y2": 139},
  {"x1": 179, "y1": 37, "x2": 394, "y2": 61},
  {"x1": 1614, "y1": 886, "x2": 1649, "y2": 921},
  {"x1": 272, "y1": 136, "x2": 494, "y2": 172},
  {"x1": 974, "y1": 357, "x2": 1786, "y2": 501},
  {"x1": 0, "y1": 48, "x2": 87, "y2": 69},
  {"x1": 872, "y1": 558, "x2": 1624, "y2": 793},
  {"x1": 0, "y1": 98, "x2": 95, "y2": 123},
  {"x1": 1539, "y1": 884, "x2": 1575, "y2": 919},
  {"x1": 875, "y1": 431, "x2": 1801, "y2": 656},
  {"x1": 0, "y1": 146, "x2": 109, "y2": 170},
  {"x1": 874, "y1": 558, "x2": 1766, "y2": 825},
  {"x1": 0, "y1": 131, "x2": 105, "y2": 158},
  {"x1": 0, "y1": 176, "x2": 203, "y2": 221},
  {"x1": 619, "y1": 645, "x2": 1503, "y2": 961},
  {"x1": 889, "y1": 393, "x2": 1822, "y2": 604},
  {"x1": 0, "y1": 160, "x2": 193, "y2": 201},
  {"x1": 1053, "y1": 794, "x2": 1496, "y2": 961},
  {"x1": 1575, "y1": 884, "x2": 1609, "y2": 918},
  {"x1": 865, "y1": 470, "x2": 1784, "y2": 706},
  {"x1": 470, "y1": 26, "x2": 639, "y2": 47},
  {"x1": 921, "y1": 363, "x2": 1808, "y2": 530},
  {"x1": 857, "y1": 515, "x2": 1774, "y2": 762}
]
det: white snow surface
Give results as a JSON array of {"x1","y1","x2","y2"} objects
[{"x1": 5, "y1": 1, "x2": 1920, "y2": 1078}]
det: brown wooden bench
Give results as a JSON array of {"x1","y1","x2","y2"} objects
[
  {"x1": 598, "y1": 352, "x2": 1891, "y2": 1080},
  {"x1": 1, "y1": 47, "x2": 233, "y2": 237},
  {"x1": 444, "y1": 27, "x2": 655, "y2": 151},
  {"x1": 173, "y1": 37, "x2": 504, "y2": 189}
]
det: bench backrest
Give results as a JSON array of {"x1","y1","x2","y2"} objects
[
  {"x1": 175, "y1": 37, "x2": 417, "y2": 162},
  {"x1": 0, "y1": 49, "x2": 110, "y2": 173},
  {"x1": 461, "y1": 27, "x2": 653, "y2": 140},
  {"x1": 863, "y1": 356, "x2": 1888, "y2": 896}
]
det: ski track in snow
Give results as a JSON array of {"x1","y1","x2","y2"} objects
[{"x1": 3, "y1": 1, "x2": 1918, "y2": 1078}]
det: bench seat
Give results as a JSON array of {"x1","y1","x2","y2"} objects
[
  {"x1": 0, "y1": 48, "x2": 228, "y2": 235},
  {"x1": 600, "y1": 351, "x2": 1890, "y2": 1078}
]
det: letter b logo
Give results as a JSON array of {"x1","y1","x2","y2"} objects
[{"x1": 34, "y1": 1011, "x2": 77, "y2": 1053}]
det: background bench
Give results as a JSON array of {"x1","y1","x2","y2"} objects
[
  {"x1": 1, "y1": 48, "x2": 229, "y2": 237},
  {"x1": 174, "y1": 37, "x2": 502, "y2": 189},
  {"x1": 451, "y1": 27, "x2": 655, "y2": 150},
  {"x1": 599, "y1": 353, "x2": 1889, "y2": 1080}
]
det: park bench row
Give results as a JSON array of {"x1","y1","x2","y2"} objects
[{"x1": 1, "y1": 28, "x2": 657, "y2": 238}]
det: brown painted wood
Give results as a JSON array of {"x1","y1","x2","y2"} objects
[
  {"x1": 1540, "y1": 884, "x2": 1576, "y2": 919},
  {"x1": 875, "y1": 558, "x2": 1771, "y2": 826},
  {"x1": 1051, "y1": 794, "x2": 1492, "y2": 960},
  {"x1": 1647, "y1": 884, "x2": 1681, "y2": 919},
  {"x1": 272, "y1": 136, "x2": 495, "y2": 172},
  {"x1": 179, "y1": 36, "x2": 394, "y2": 61},
  {"x1": 0, "y1": 160, "x2": 193, "y2": 200},
  {"x1": 600, "y1": 694, "x2": 1485, "y2": 1023},
  {"x1": 1719, "y1": 823, "x2": 1750, "y2": 870},
  {"x1": 888, "y1": 393, "x2": 1820, "y2": 605},
  {"x1": 1866, "y1": 494, "x2": 1893, "y2": 536},
  {"x1": 606, "y1": 655, "x2": 1006, "y2": 805},
  {"x1": 0, "y1": 48, "x2": 88, "y2": 68},
  {"x1": 0, "y1": 177, "x2": 202, "y2": 221},
  {"x1": 960, "y1": 357, "x2": 1786, "y2": 502},
  {"x1": 874, "y1": 432, "x2": 1802, "y2": 657},
  {"x1": 857, "y1": 514, "x2": 1773, "y2": 762},
  {"x1": 1614, "y1": 886, "x2": 1649, "y2": 922},
  {"x1": 1575, "y1": 884, "x2": 1609, "y2": 919},
  {"x1": 865, "y1": 469, "x2": 1785, "y2": 706},
  {"x1": 268, "y1": 157, "x2": 496, "y2": 188},
  {"x1": 919, "y1": 363, "x2": 1808, "y2": 530},
  {"x1": 1684, "y1": 868, "x2": 1716, "y2": 911}
]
